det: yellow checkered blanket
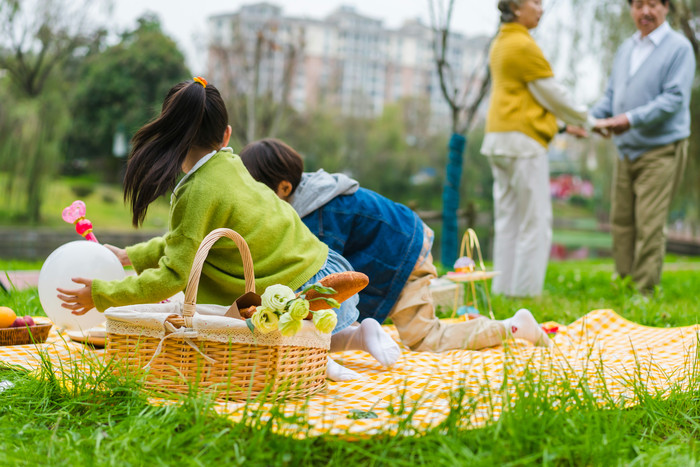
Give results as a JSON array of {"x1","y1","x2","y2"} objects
[{"x1": 1, "y1": 310, "x2": 697, "y2": 437}]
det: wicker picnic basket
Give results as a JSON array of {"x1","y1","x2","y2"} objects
[
  {"x1": 0, "y1": 323, "x2": 52, "y2": 346},
  {"x1": 105, "y1": 228, "x2": 329, "y2": 401}
]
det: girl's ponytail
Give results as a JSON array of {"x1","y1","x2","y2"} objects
[{"x1": 123, "y1": 79, "x2": 228, "y2": 226}]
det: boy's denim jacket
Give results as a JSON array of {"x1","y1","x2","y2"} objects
[{"x1": 301, "y1": 187, "x2": 424, "y2": 324}]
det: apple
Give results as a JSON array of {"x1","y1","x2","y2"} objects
[
  {"x1": 23, "y1": 316, "x2": 35, "y2": 327},
  {"x1": 10, "y1": 317, "x2": 26, "y2": 328}
]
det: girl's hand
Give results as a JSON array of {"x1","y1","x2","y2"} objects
[
  {"x1": 104, "y1": 244, "x2": 131, "y2": 266},
  {"x1": 57, "y1": 278, "x2": 95, "y2": 316}
]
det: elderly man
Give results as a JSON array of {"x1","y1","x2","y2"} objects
[{"x1": 593, "y1": 0, "x2": 695, "y2": 293}]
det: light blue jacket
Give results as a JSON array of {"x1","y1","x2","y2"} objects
[{"x1": 591, "y1": 25, "x2": 695, "y2": 160}]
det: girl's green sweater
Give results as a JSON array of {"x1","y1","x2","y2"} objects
[{"x1": 91, "y1": 150, "x2": 328, "y2": 311}]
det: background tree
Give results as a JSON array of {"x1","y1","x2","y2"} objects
[
  {"x1": 428, "y1": 0, "x2": 492, "y2": 266},
  {"x1": 279, "y1": 98, "x2": 444, "y2": 206},
  {"x1": 667, "y1": 0, "x2": 700, "y2": 235},
  {"x1": 0, "y1": 0, "x2": 106, "y2": 222},
  {"x1": 65, "y1": 14, "x2": 190, "y2": 182},
  {"x1": 208, "y1": 16, "x2": 304, "y2": 146},
  {"x1": 0, "y1": 0, "x2": 104, "y2": 98}
]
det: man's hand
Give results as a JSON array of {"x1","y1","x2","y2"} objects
[
  {"x1": 57, "y1": 278, "x2": 95, "y2": 316},
  {"x1": 592, "y1": 124, "x2": 611, "y2": 138},
  {"x1": 595, "y1": 114, "x2": 631, "y2": 135}
]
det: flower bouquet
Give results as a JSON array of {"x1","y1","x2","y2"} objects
[{"x1": 244, "y1": 283, "x2": 340, "y2": 336}]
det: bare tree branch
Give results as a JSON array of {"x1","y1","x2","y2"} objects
[
  {"x1": 670, "y1": 1, "x2": 700, "y2": 59},
  {"x1": 0, "y1": 0, "x2": 101, "y2": 97},
  {"x1": 430, "y1": 0, "x2": 459, "y2": 114},
  {"x1": 270, "y1": 30, "x2": 303, "y2": 136},
  {"x1": 428, "y1": 0, "x2": 493, "y2": 135},
  {"x1": 246, "y1": 30, "x2": 264, "y2": 142},
  {"x1": 209, "y1": 16, "x2": 304, "y2": 144},
  {"x1": 462, "y1": 66, "x2": 491, "y2": 134}
]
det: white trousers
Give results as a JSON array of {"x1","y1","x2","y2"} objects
[{"x1": 488, "y1": 151, "x2": 552, "y2": 297}]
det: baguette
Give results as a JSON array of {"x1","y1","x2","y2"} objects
[
  {"x1": 305, "y1": 271, "x2": 369, "y2": 311},
  {"x1": 240, "y1": 305, "x2": 257, "y2": 319}
]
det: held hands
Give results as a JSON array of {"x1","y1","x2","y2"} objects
[
  {"x1": 593, "y1": 114, "x2": 630, "y2": 137},
  {"x1": 57, "y1": 278, "x2": 95, "y2": 315},
  {"x1": 564, "y1": 114, "x2": 631, "y2": 139}
]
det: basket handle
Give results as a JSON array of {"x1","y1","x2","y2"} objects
[
  {"x1": 459, "y1": 228, "x2": 486, "y2": 271},
  {"x1": 182, "y1": 228, "x2": 255, "y2": 319}
]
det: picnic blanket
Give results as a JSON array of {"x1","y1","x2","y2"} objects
[{"x1": 1, "y1": 310, "x2": 698, "y2": 437}]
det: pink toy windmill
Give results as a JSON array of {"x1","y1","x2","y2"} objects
[{"x1": 62, "y1": 200, "x2": 98, "y2": 243}]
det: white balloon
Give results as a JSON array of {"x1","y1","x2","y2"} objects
[{"x1": 38, "y1": 241, "x2": 126, "y2": 332}]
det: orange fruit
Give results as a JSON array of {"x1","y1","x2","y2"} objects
[{"x1": 0, "y1": 306, "x2": 17, "y2": 328}]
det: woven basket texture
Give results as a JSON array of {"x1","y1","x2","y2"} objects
[
  {"x1": 0, "y1": 323, "x2": 52, "y2": 346},
  {"x1": 106, "y1": 228, "x2": 328, "y2": 401}
]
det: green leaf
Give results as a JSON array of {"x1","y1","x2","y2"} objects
[
  {"x1": 347, "y1": 409, "x2": 378, "y2": 420},
  {"x1": 245, "y1": 318, "x2": 255, "y2": 333},
  {"x1": 301, "y1": 283, "x2": 337, "y2": 295},
  {"x1": 308, "y1": 297, "x2": 341, "y2": 309}
]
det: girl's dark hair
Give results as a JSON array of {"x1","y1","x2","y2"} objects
[
  {"x1": 123, "y1": 80, "x2": 228, "y2": 226},
  {"x1": 239, "y1": 138, "x2": 304, "y2": 194}
]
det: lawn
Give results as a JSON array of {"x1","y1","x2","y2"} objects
[
  {"x1": 0, "y1": 174, "x2": 171, "y2": 231},
  {"x1": 1, "y1": 258, "x2": 700, "y2": 465}
]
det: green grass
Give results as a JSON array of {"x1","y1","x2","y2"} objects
[
  {"x1": 552, "y1": 200, "x2": 602, "y2": 220},
  {"x1": 2, "y1": 258, "x2": 700, "y2": 465},
  {"x1": 435, "y1": 256, "x2": 700, "y2": 328},
  {"x1": 0, "y1": 287, "x2": 43, "y2": 317},
  {"x1": 0, "y1": 173, "x2": 171, "y2": 230},
  {"x1": 0, "y1": 259, "x2": 45, "y2": 270},
  {"x1": 552, "y1": 229, "x2": 612, "y2": 249}
]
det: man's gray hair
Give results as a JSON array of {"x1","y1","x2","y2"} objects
[{"x1": 498, "y1": 0, "x2": 524, "y2": 23}]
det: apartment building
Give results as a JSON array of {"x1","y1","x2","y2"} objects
[{"x1": 207, "y1": 2, "x2": 488, "y2": 124}]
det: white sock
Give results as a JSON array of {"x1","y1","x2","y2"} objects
[
  {"x1": 330, "y1": 319, "x2": 401, "y2": 368},
  {"x1": 326, "y1": 356, "x2": 362, "y2": 382},
  {"x1": 502, "y1": 308, "x2": 551, "y2": 347},
  {"x1": 360, "y1": 318, "x2": 402, "y2": 367}
]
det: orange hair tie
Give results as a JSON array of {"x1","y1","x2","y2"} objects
[{"x1": 193, "y1": 76, "x2": 207, "y2": 88}]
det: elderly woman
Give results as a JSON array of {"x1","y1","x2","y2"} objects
[{"x1": 482, "y1": 0, "x2": 597, "y2": 297}]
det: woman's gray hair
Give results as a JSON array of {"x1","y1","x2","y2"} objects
[{"x1": 498, "y1": 0, "x2": 524, "y2": 23}]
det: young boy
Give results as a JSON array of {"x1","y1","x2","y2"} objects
[{"x1": 240, "y1": 138, "x2": 551, "y2": 355}]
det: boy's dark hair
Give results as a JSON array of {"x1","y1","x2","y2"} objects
[
  {"x1": 123, "y1": 80, "x2": 228, "y2": 226},
  {"x1": 239, "y1": 138, "x2": 304, "y2": 194}
]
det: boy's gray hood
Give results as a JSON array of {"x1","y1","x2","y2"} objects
[{"x1": 290, "y1": 169, "x2": 359, "y2": 218}]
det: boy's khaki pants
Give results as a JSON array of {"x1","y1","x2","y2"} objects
[
  {"x1": 388, "y1": 253, "x2": 505, "y2": 353},
  {"x1": 611, "y1": 140, "x2": 688, "y2": 292}
]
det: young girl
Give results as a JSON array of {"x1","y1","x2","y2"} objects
[
  {"x1": 56, "y1": 78, "x2": 399, "y2": 381},
  {"x1": 239, "y1": 138, "x2": 552, "y2": 353}
]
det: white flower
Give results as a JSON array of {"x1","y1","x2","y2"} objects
[
  {"x1": 261, "y1": 284, "x2": 296, "y2": 312},
  {"x1": 278, "y1": 312, "x2": 303, "y2": 337},
  {"x1": 312, "y1": 309, "x2": 338, "y2": 334},
  {"x1": 250, "y1": 307, "x2": 279, "y2": 334},
  {"x1": 288, "y1": 298, "x2": 310, "y2": 321}
]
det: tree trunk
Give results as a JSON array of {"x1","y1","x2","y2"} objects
[{"x1": 440, "y1": 132, "x2": 466, "y2": 267}]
